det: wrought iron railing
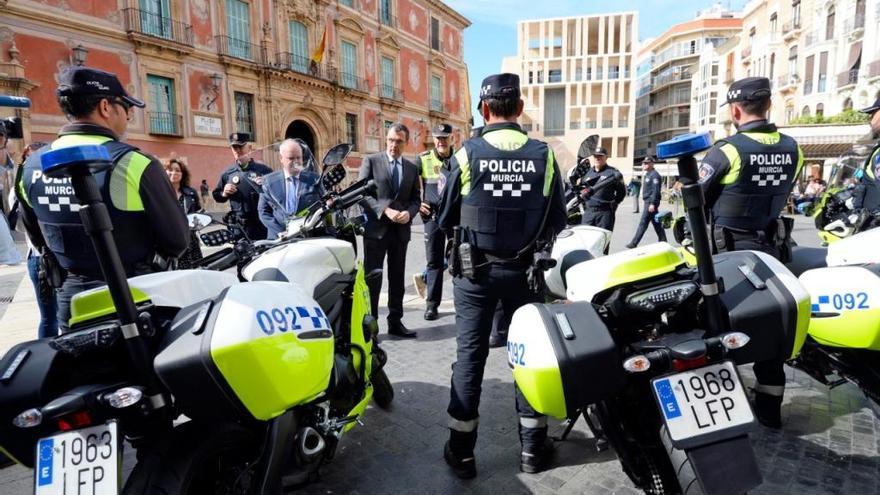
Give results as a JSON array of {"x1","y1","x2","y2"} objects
[
  {"x1": 845, "y1": 14, "x2": 866, "y2": 32},
  {"x1": 338, "y1": 72, "x2": 368, "y2": 92},
  {"x1": 148, "y1": 112, "x2": 183, "y2": 137},
  {"x1": 275, "y1": 52, "x2": 335, "y2": 82},
  {"x1": 379, "y1": 13, "x2": 397, "y2": 28},
  {"x1": 379, "y1": 84, "x2": 404, "y2": 103},
  {"x1": 216, "y1": 35, "x2": 267, "y2": 65},
  {"x1": 430, "y1": 99, "x2": 446, "y2": 113},
  {"x1": 123, "y1": 8, "x2": 193, "y2": 46},
  {"x1": 837, "y1": 69, "x2": 860, "y2": 87}
]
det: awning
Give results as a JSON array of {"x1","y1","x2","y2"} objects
[
  {"x1": 778, "y1": 123, "x2": 872, "y2": 160},
  {"x1": 848, "y1": 41, "x2": 863, "y2": 70}
]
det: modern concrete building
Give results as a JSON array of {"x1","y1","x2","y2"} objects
[
  {"x1": 0, "y1": 0, "x2": 471, "y2": 185},
  {"x1": 633, "y1": 7, "x2": 742, "y2": 167},
  {"x1": 502, "y1": 13, "x2": 638, "y2": 176}
]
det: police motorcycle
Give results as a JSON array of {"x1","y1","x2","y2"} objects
[
  {"x1": 0, "y1": 143, "x2": 391, "y2": 494},
  {"x1": 810, "y1": 151, "x2": 876, "y2": 244},
  {"x1": 507, "y1": 133, "x2": 811, "y2": 494}
]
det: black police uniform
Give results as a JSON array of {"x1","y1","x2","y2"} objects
[
  {"x1": 18, "y1": 123, "x2": 189, "y2": 331},
  {"x1": 628, "y1": 167, "x2": 667, "y2": 246},
  {"x1": 580, "y1": 161, "x2": 626, "y2": 231},
  {"x1": 212, "y1": 134, "x2": 272, "y2": 241},
  {"x1": 439, "y1": 121, "x2": 567, "y2": 466},
  {"x1": 698, "y1": 78, "x2": 804, "y2": 426},
  {"x1": 853, "y1": 99, "x2": 880, "y2": 214},
  {"x1": 419, "y1": 139, "x2": 454, "y2": 310}
]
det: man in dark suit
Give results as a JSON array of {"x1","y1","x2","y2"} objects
[
  {"x1": 258, "y1": 139, "x2": 320, "y2": 239},
  {"x1": 359, "y1": 123, "x2": 421, "y2": 338}
]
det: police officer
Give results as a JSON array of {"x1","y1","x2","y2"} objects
[
  {"x1": 626, "y1": 156, "x2": 667, "y2": 248},
  {"x1": 212, "y1": 132, "x2": 272, "y2": 240},
  {"x1": 16, "y1": 66, "x2": 189, "y2": 332},
  {"x1": 698, "y1": 76, "x2": 804, "y2": 428},
  {"x1": 417, "y1": 123, "x2": 454, "y2": 320},
  {"x1": 852, "y1": 98, "x2": 880, "y2": 215},
  {"x1": 580, "y1": 147, "x2": 626, "y2": 231},
  {"x1": 439, "y1": 73, "x2": 566, "y2": 478}
]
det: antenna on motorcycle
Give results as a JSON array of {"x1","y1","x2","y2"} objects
[{"x1": 657, "y1": 132, "x2": 730, "y2": 335}]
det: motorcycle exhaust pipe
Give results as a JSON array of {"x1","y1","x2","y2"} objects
[{"x1": 296, "y1": 427, "x2": 326, "y2": 462}]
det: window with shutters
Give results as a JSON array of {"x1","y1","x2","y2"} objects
[
  {"x1": 345, "y1": 113, "x2": 358, "y2": 151},
  {"x1": 234, "y1": 91, "x2": 255, "y2": 138},
  {"x1": 380, "y1": 0, "x2": 393, "y2": 27},
  {"x1": 804, "y1": 55, "x2": 814, "y2": 94},
  {"x1": 288, "y1": 20, "x2": 309, "y2": 73},
  {"x1": 140, "y1": 0, "x2": 172, "y2": 39},
  {"x1": 792, "y1": 0, "x2": 801, "y2": 28},
  {"x1": 226, "y1": 0, "x2": 251, "y2": 60},
  {"x1": 431, "y1": 17, "x2": 440, "y2": 51},
  {"x1": 341, "y1": 41, "x2": 358, "y2": 89},
  {"x1": 381, "y1": 57, "x2": 395, "y2": 98},
  {"x1": 431, "y1": 75, "x2": 442, "y2": 112},
  {"x1": 147, "y1": 75, "x2": 179, "y2": 135},
  {"x1": 826, "y1": 6, "x2": 835, "y2": 40},
  {"x1": 818, "y1": 51, "x2": 828, "y2": 92},
  {"x1": 544, "y1": 88, "x2": 565, "y2": 136}
]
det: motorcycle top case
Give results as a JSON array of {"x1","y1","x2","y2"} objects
[
  {"x1": 714, "y1": 251, "x2": 811, "y2": 363},
  {"x1": 155, "y1": 281, "x2": 335, "y2": 422},
  {"x1": 799, "y1": 265, "x2": 880, "y2": 350},
  {"x1": 508, "y1": 302, "x2": 622, "y2": 419}
]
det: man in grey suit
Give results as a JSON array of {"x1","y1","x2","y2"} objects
[{"x1": 359, "y1": 123, "x2": 422, "y2": 338}]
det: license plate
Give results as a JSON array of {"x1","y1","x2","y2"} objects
[
  {"x1": 652, "y1": 361, "x2": 755, "y2": 447},
  {"x1": 34, "y1": 422, "x2": 119, "y2": 495}
]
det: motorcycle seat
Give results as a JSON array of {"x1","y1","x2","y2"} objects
[
  {"x1": 560, "y1": 250, "x2": 594, "y2": 289},
  {"x1": 787, "y1": 246, "x2": 827, "y2": 277}
]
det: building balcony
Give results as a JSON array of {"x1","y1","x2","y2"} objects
[
  {"x1": 148, "y1": 112, "x2": 183, "y2": 137},
  {"x1": 741, "y1": 46, "x2": 752, "y2": 64},
  {"x1": 650, "y1": 72, "x2": 692, "y2": 92},
  {"x1": 782, "y1": 21, "x2": 802, "y2": 42},
  {"x1": 430, "y1": 99, "x2": 448, "y2": 116},
  {"x1": 867, "y1": 60, "x2": 880, "y2": 80},
  {"x1": 122, "y1": 8, "x2": 193, "y2": 52},
  {"x1": 844, "y1": 14, "x2": 866, "y2": 39},
  {"x1": 216, "y1": 36, "x2": 267, "y2": 66},
  {"x1": 379, "y1": 13, "x2": 398, "y2": 29},
  {"x1": 776, "y1": 73, "x2": 800, "y2": 93},
  {"x1": 379, "y1": 84, "x2": 404, "y2": 106},
  {"x1": 338, "y1": 72, "x2": 369, "y2": 93},
  {"x1": 274, "y1": 52, "x2": 335, "y2": 83},
  {"x1": 837, "y1": 69, "x2": 860, "y2": 89},
  {"x1": 602, "y1": 119, "x2": 613, "y2": 128}
]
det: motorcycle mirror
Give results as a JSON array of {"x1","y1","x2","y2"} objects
[
  {"x1": 322, "y1": 163, "x2": 347, "y2": 190},
  {"x1": 672, "y1": 217, "x2": 688, "y2": 244},
  {"x1": 322, "y1": 143, "x2": 353, "y2": 167},
  {"x1": 187, "y1": 213, "x2": 213, "y2": 229}
]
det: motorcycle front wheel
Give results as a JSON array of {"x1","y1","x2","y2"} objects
[{"x1": 123, "y1": 422, "x2": 260, "y2": 495}]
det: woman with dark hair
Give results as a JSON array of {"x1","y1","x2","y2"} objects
[{"x1": 164, "y1": 158, "x2": 203, "y2": 268}]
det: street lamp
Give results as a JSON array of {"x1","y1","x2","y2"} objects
[
  {"x1": 71, "y1": 44, "x2": 89, "y2": 66},
  {"x1": 210, "y1": 72, "x2": 223, "y2": 90}
]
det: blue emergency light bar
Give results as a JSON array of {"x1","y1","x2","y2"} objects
[
  {"x1": 656, "y1": 132, "x2": 712, "y2": 159},
  {"x1": 0, "y1": 96, "x2": 32, "y2": 108}
]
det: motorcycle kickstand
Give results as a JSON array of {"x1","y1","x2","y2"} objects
[
  {"x1": 582, "y1": 406, "x2": 609, "y2": 452},
  {"x1": 553, "y1": 409, "x2": 582, "y2": 442}
]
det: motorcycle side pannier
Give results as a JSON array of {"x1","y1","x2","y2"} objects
[
  {"x1": 155, "y1": 282, "x2": 335, "y2": 422},
  {"x1": 714, "y1": 251, "x2": 811, "y2": 363},
  {"x1": 799, "y1": 265, "x2": 880, "y2": 350},
  {"x1": 508, "y1": 302, "x2": 622, "y2": 419}
]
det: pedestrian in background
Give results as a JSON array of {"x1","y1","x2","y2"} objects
[
  {"x1": 626, "y1": 156, "x2": 667, "y2": 248},
  {"x1": 164, "y1": 158, "x2": 204, "y2": 269},
  {"x1": 629, "y1": 175, "x2": 641, "y2": 213},
  {"x1": 199, "y1": 179, "x2": 210, "y2": 210},
  {"x1": 580, "y1": 147, "x2": 626, "y2": 231}
]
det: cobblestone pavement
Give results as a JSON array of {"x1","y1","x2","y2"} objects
[{"x1": 2, "y1": 207, "x2": 879, "y2": 494}]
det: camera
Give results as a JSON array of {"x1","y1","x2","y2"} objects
[{"x1": 0, "y1": 117, "x2": 23, "y2": 139}]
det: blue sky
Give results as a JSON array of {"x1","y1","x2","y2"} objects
[{"x1": 444, "y1": 0, "x2": 748, "y2": 125}]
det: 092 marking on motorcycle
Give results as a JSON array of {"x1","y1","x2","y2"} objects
[
  {"x1": 507, "y1": 341, "x2": 526, "y2": 366},
  {"x1": 35, "y1": 422, "x2": 119, "y2": 495},
  {"x1": 255, "y1": 306, "x2": 331, "y2": 336},
  {"x1": 812, "y1": 293, "x2": 870, "y2": 313},
  {"x1": 652, "y1": 361, "x2": 755, "y2": 448}
]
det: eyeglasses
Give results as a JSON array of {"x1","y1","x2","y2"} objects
[{"x1": 111, "y1": 98, "x2": 133, "y2": 113}]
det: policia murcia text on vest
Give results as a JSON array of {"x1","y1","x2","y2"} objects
[
  {"x1": 437, "y1": 72, "x2": 567, "y2": 479},
  {"x1": 15, "y1": 66, "x2": 189, "y2": 333},
  {"x1": 697, "y1": 76, "x2": 804, "y2": 430}
]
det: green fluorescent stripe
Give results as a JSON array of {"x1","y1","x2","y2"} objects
[
  {"x1": 869, "y1": 148, "x2": 880, "y2": 180},
  {"x1": 483, "y1": 129, "x2": 528, "y2": 150},
  {"x1": 455, "y1": 147, "x2": 470, "y2": 196},
  {"x1": 719, "y1": 143, "x2": 741, "y2": 185},
  {"x1": 741, "y1": 131, "x2": 780, "y2": 145},
  {"x1": 795, "y1": 146, "x2": 805, "y2": 180},
  {"x1": 544, "y1": 149, "x2": 556, "y2": 197},
  {"x1": 110, "y1": 152, "x2": 150, "y2": 211}
]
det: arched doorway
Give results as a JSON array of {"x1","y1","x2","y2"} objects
[{"x1": 285, "y1": 120, "x2": 318, "y2": 158}]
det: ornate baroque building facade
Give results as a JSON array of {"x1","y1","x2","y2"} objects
[{"x1": 0, "y1": 0, "x2": 471, "y2": 184}]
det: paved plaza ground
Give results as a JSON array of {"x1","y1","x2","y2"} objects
[{"x1": 1, "y1": 203, "x2": 878, "y2": 494}]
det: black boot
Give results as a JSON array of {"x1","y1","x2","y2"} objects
[
  {"x1": 444, "y1": 429, "x2": 477, "y2": 479},
  {"x1": 754, "y1": 391, "x2": 783, "y2": 429},
  {"x1": 519, "y1": 425, "x2": 554, "y2": 473}
]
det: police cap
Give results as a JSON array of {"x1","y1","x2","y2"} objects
[
  {"x1": 432, "y1": 123, "x2": 452, "y2": 137},
  {"x1": 642, "y1": 155, "x2": 655, "y2": 164},
  {"x1": 860, "y1": 98, "x2": 880, "y2": 115},
  {"x1": 477, "y1": 73, "x2": 521, "y2": 111},
  {"x1": 229, "y1": 132, "x2": 251, "y2": 146},
  {"x1": 592, "y1": 147, "x2": 608, "y2": 157},
  {"x1": 721, "y1": 77, "x2": 771, "y2": 106},
  {"x1": 56, "y1": 66, "x2": 145, "y2": 108}
]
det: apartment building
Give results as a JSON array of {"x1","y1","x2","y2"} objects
[
  {"x1": 0, "y1": 0, "x2": 471, "y2": 184},
  {"x1": 502, "y1": 13, "x2": 638, "y2": 176},
  {"x1": 633, "y1": 8, "x2": 742, "y2": 168}
]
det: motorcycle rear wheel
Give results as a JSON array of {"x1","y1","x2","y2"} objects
[
  {"x1": 123, "y1": 422, "x2": 260, "y2": 495},
  {"x1": 659, "y1": 426, "x2": 704, "y2": 495},
  {"x1": 372, "y1": 367, "x2": 394, "y2": 409}
]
